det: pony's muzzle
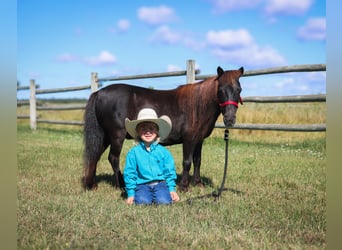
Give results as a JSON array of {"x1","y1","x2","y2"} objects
[
  {"x1": 222, "y1": 107, "x2": 237, "y2": 127},
  {"x1": 223, "y1": 116, "x2": 236, "y2": 127}
]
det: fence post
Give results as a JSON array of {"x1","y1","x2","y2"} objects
[
  {"x1": 29, "y1": 79, "x2": 37, "y2": 130},
  {"x1": 186, "y1": 59, "x2": 196, "y2": 84},
  {"x1": 91, "y1": 72, "x2": 99, "y2": 93}
]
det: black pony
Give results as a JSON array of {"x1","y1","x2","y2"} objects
[{"x1": 82, "y1": 66, "x2": 243, "y2": 192}]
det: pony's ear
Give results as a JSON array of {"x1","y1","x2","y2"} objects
[
  {"x1": 217, "y1": 66, "x2": 224, "y2": 78},
  {"x1": 238, "y1": 67, "x2": 244, "y2": 76}
]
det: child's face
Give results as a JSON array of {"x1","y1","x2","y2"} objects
[{"x1": 136, "y1": 122, "x2": 158, "y2": 144}]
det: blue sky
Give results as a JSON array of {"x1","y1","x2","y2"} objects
[{"x1": 17, "y1": 0, "x2": 326, "y2": 99}]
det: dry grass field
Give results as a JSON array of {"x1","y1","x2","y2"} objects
[{"x1": 17, "y1": 99, "x2": 326, "y2": 143}]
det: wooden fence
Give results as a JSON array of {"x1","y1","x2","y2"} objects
[{"x1": 17, "y1": 59, "x2": 326, "y2": 132}]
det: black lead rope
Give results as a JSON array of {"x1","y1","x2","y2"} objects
[
  {"x1": 184, "y1": 129, "x2": 230, "y2": 204},
  {"x1": 212, "y1": 129, "x2": 229, "y2": 201}
]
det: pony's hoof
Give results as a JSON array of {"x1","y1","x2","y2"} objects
[
  {"x1": 178, "y1": 185, "x2": 189, "y2": 193},
  {"x1": 82, "y1": 180, "x2": 98, "y2": 191},
  {"x1": 85, "y1": 184, "x2": 98, "y2": 191}
]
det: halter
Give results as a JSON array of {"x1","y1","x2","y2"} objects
[{"x1": 219, "y1": 97, "x2": 243, "y2": 108}]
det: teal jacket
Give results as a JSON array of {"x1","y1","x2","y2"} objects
[{"x1": 123, "y1": 141, "x2": 177, "y2": 198}]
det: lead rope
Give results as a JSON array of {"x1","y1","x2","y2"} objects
[
  {"x1": 212, "y1": 129, "x2": 229, "y2": 201},
  {"x1": 184, "y1": 129, "x2": 230, "y2": 204}
]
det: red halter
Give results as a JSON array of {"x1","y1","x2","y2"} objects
[{"x1": 219, "y1": 97, "x2": 243, "y2": 108}]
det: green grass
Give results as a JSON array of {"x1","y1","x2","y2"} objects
[{"x1": 17, "y1": 124, "x2": 326, "y2": 249}]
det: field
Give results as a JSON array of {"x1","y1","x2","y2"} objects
[{"x1": 17, "y1": 101, "x2": 326, "y2": 249}]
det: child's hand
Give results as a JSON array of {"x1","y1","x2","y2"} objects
[
  {"x1": 170, "y1": 191, "x2": 180, "y2": 202},
  {"x1": 126, "y1": 196, "x2": 134, "y2": 205}
]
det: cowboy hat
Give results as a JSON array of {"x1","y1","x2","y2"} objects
[{"x1": 125, "y1": 108, "x2": 172, "y2": 140}]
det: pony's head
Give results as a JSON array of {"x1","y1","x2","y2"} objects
[{"x1": 216, "y1": 66, "x2": 244, "y2": 127}]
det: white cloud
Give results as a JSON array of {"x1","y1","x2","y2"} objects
[
  {"x1": 137, "y1": 5, "x2": 177, "y2": 25},
  {"x1": 149, "y1": 26, "x2": 206, "y2": 51},
  {"x1": 264, "y1": 0, "x2": 313, "y2": 16},
  {"x1": 274, "y1": 77, "x2": 295, "y2": 89},
  {"x1": 108, "y1": 19, "x2": 131, "y2": 33},
  {"x1": 241, "y1": 72, "x2": 325, "y2": 96},
  {"x1": 149, "y1": 25, "x2": 182, "y2": 44},
  {"x1": 56, "y1": 51, "x2": 117, "y2": 66},
  {"x1": 302, "y1": 71, "x2": 326, "y2": 83},
  {"x1": 117, "y1": 19, "x2": 130, "y2": 32},
  {"x1": 211, "y1": 44, "x2": 286, "y2": 68},
  {"x1": 206, "y1": 29, "x2": 286, "y2": 67},
  {"x1": 84, "y1": 51, "x2": 117, "y2": 66},
  {"x1": 274, "y1": 77, "x2": 310, "y2": 93},
  {"x1": 209, "y1": 0, "x2": 312, "y2": 17},
  {"x1": 182, "y1": 37, "x2": 206, "y2": 51},
  {"x1": 210, "y1": 0, "x2": 262, "y2": 13},
  {"x1": 208, "y1": 0, "x2": 315, "y2": 24},
  {"x1": 272, "y1": 72, "x2": 326, "y2": 95},
  {"x1": 297, "y1": 17, "x2": 326, "y2": 41},
  {"x1": 206, "y1": 29, "x2": 253, "y2": 48},
  {"x1": 147, "y1": 26, "x2": 287, "y2": 68}
]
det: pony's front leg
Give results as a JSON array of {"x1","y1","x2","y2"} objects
[
  {"x1": 192, "y1": 141, "x2": 204, "y2": 187},
  {"x1": 179, "y1": 159, "x2": 191, "y2": 192}
]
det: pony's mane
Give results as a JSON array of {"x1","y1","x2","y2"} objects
[{"x1": 175, "y1": 76, "x2": 219, "y2": 116}]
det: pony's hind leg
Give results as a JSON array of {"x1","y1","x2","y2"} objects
[
  {"x1": 108, "y1": 135, "x2": 126, "y2": 189},
  {"x1": 83, "y1": 160, "x2": 99, "y2": 190},
  {"x1": 82, "y1": 133, "x2": 108, "y2": 190}
]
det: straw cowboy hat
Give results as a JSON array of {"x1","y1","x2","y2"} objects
[{"x1": 125, "y1": 108, "x2": 172, "y2": 140}]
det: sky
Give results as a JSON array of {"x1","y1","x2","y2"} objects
[{"x1": 17, "y1": 0, "x2": 326, "y2": 99}]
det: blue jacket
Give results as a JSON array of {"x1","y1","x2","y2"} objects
[{"x1": 123, "y1": 141, "x2": 177, "y2": 198}]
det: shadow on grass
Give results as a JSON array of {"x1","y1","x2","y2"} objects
[
  {"x1": 95, "y1": 173, "x2": 217, "y2": 189},
  {"x1": 184, "y1": 187, "x2": 244, "y2": 205},
  {"x1": 95, "y1": 173, "x2": 127, "y2": 198},
  {"x1": 94, "y1": 173, "x2": 244, "y2": 203},
  {"x1": 95, "y1": 173, "x2": 116, "y2": 187},
  {"x1": 176, "y1": 174, "x2": 214, "y2": 187}
]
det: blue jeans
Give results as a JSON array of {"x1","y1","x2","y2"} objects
[{"x1": 134, "y1": 181, "x2": 172, "y2": 205}]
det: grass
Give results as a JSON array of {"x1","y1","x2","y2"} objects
[
  {"x1": 17, "y1": 101, "x2": 326, "y2": 249},
  {"x1": 17, "y1": 129, "x2": 325, "y2": 249}
]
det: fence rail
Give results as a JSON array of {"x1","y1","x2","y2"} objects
[
  {"x1": 242, "y1": 94, "x2": 326, "y2": 103},
  {"x1": 99, "y1": 69, "x2": 201, "y2": 82},
  {"x1": 35, "y1": 85, "x2": 95, "y2": 94},
  {"x1": 17, "y1": 60, "x2": 326, "y2": 132},
  {"x1": 37, "y1": 104, "x2": 87, "y2": 111},
  {"x1": 196, "y1": 64, "x2": 326, "y2": 80},
  {"x1": 17, "y1": 84, "x2": 40, "y2": 91},
  {"x1": 217, "y1": 123, "x2": 326, "y2": 132},
  {"x1": 36, "y1": 119, "x2": 84, "y2": 126}
]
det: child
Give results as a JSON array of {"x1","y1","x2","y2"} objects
[{"x1": 123, "y1": 108, "x2": 180, "y2": 205}]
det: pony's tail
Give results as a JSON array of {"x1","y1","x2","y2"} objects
[{"x1": 83, "y1": 92, "x2": 105, "y2": 164}]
